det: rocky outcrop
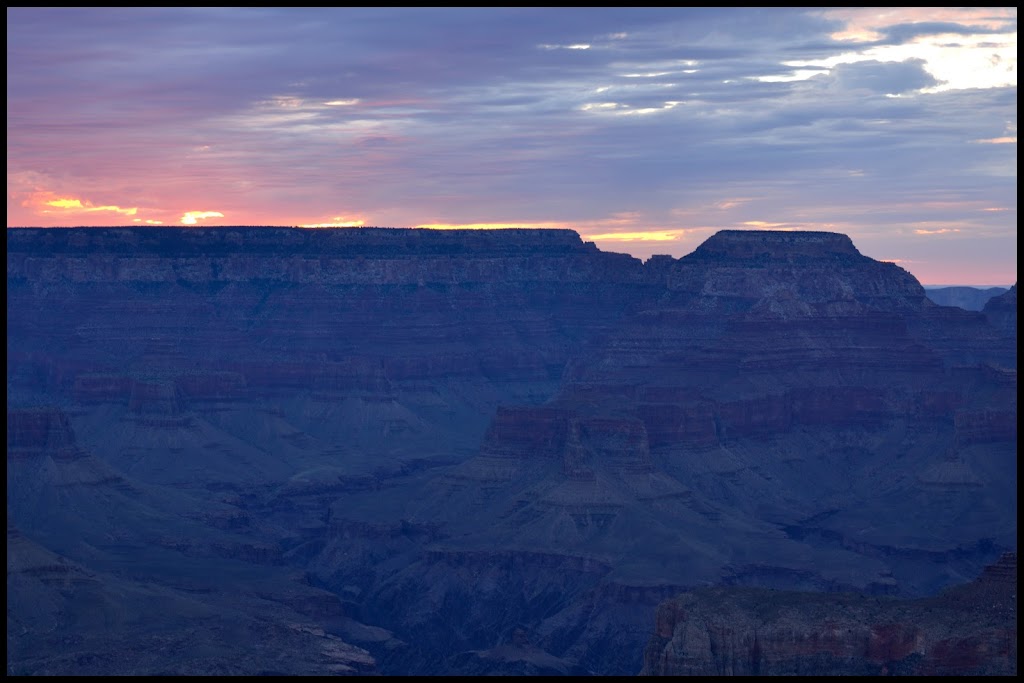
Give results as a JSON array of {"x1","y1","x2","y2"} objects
[
  {"x1": 5, "y1": 226, "x2": 651, "y2": 286},
  {"x1": 983, "y1": 283, "x2": 1017, "y2": 337},
  {"x1": 7, "y1": 227, "x2": 666, "y2": 482},
  {"x1": 526, "y1": 231, "x2": 1014, "y2": 568},
  {"x1": 306, "y1": 229, "x2": 1016, "y2": 674},
  {"x1": 641, "y1": 553, "x2": 1017, "y2": 676},
  {"x1": 7, "y1": 408, "x2": 86, "y2": 460},
  {"x1": 665, "y1": 230, "x2": 926, "y2": 312}
]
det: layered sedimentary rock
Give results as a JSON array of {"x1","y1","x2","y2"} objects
[
  {"x1": 7, "y1": 408, "x2": 86, "y2": 460},
  {"x1": 370, "y1": 230, "x2": 1015, "y2": 587},
  {"x1": 641, "y1": 553, "x2": 1017, "y2": 676},
  {"x1": 546, "y1": 232, "x2": 1016, "y2": 588},
  {"x1": 308, "y1": 230, "x2": 1015, "y2": 674},
  {"x1": 8, "y1": 227, "x2": 662, "y2": 487},
  {"x1": 7, "y1": 226, "x2": 1016, "y2": 676},
  {"x1": 983, "y1": 283, "x2": 1017, "y2": 337}
]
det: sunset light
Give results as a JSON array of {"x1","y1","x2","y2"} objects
[
  {"x1": 41, "y1": 197, "x2": 138, "y2": 216},
  {"x1": 6, "y1": 9, "x2": 1019, "y2": 677},
  {"x1": 299, "y1": 218, "x2": 366, "y2": 228},
  {"x1": 584, "y1": 230, "x2": 687, "y2": 242},
  {"x1": 181, "y1": 211, "x2": 225, "y2": 225},
  {"x1": 414, "y1": 222, "x2": 568, "y2": 231},
  {"x1": 6, "y1": 7, "x2": 1016, "y2": 284}
]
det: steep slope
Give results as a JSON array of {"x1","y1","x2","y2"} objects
[
  {"x1": 312, "y1": 230, "x2": 1016, "y2": 674},
  {"x1": 983, "y1": 283, "x2": 1017, "y2": 338},
  {"x1": 7, "y1": 523, "x2": 376, "y2": 676},
  {"x1": 6, "y1": 226, "x2": 667, "y2": 676},
  {"x1": 7, "y1": 227, "x2": 662, "y2": 489},
  {"x1": 543, "y1": 230, "x2": 1016, "y2": 594},
  {"x1": 7, "y1": 407, "x2": 269, "y2": 562},
  {"x1": 6, "y1": 407, "x2": 378, "y2": 675},
  {"x1": 641, "y1": 552, "x2": 1017, "y2": 676},
  {"x1": 7, "y1": 227, "x2": 1016, "y2": 676}
]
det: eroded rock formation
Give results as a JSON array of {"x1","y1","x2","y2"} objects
[
  {"x1": 6, "y1": 406, "x2": 378, "y2": 676},
  {"x1": 7, "y1": 227, "x2": 1016, "y2": 675},
  {"x1": 641, "y1": 553, "x2": 1017, "y2": 676},
  {"x1": 983, "y1": 283, "x2": 1018, "y2": 338}
]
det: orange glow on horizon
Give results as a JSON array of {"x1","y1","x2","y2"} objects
[
  {"x1": 45, "y1": 198, "x2": 88, "y2": 209},
  {"x1": 181, "y1": 211, "x2": 225, "y2": 225},
  {"x1": 298, "y1": 216, "x2": 366, "y2": 228},
  {"x1": 39, "y1": 196, "x2": 138, "y2": 216},
  {"x1": 414, "y1": 222, "x2": 568, "y2": 231},
  {"x1": 585, "y1": 230, "x2": 686, "y2": 242}
]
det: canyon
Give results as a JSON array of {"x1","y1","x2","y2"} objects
[
  {"x1": 642, "y1": 552, "x2": 1017, "y2": 676},
  {"x1": 6, "y1": 227, "x2": 1016, "y2": 675}
]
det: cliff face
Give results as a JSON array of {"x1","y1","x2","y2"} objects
[
  {"x1": 307, "y1": 229, "x2": 1015, "y2": 673},
  {"x1": 983, "y1": 283, "x2": 1018, "y2": 338},
  {"x1": 8, "y1": 227, "x2": 661, "y2": 486},
  {"x1": 641, "y1": 553, "x2": 1017, "y2": 676},
  {"x1": 406, "y1": 228, "x2": 1015, "y2": 590},
  {"x1": 7, "y1": 227, "x2": 1016, "y2": 676}
]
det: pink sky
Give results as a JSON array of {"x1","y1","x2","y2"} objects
[{"x1": 7, "y1": 8, "x2": 1016, "y2": 285}]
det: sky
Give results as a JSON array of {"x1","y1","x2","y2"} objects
[{"x1": 6, "y1": 7, "x2": 1017, "y2": 285}]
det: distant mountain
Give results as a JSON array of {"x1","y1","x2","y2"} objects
[
  {"x1": 7, "y1": 227, "x2": 1016, "y2": 675},
  {"x1": 924, "y1": 286, "x2": 1008, "y2": 311}
]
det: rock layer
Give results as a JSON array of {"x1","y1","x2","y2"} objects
[
  {"x1": 7, "y1": 226, "x2": 1017, "y2": 676},
  {"x1": 303, "y1": 229, "x2": 1015, "y2": 673},
  {"x1": 641, "y1": 553, "x2": 1017, "y2": 676}
]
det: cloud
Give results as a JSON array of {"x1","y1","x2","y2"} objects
[
  {"x1": 181, "y1": 211, "x2": 225, "y2": 225},
  {"x1": 5, "y1": 8, "x2": 1016, "y2": 283},
  {"x1": 415, "y1": 222, "x2": 566, "y2": 231},
  {"x1": 42, "y1": 198, "x2": 138, "y2": 215},
  {"x1": 914, "y1": 228, "x2": 960, "y2": 235},
  {"x1": 817, "y1": 8, "x2": 1017, "y2": 43},
  {"x1": 299, "y1": 216, "x2": 366, "y2": 228},
  {"x1": 15, "y1": 190, "x2": 140, "y2": 218},
  {"x1": 878, "y1": 21, "x2": 1010, "y2": 44},
  {"x1": 829, "y1": 59, "x2": 940, "y2": 95},
  {"x1": 585, "y1": 230, "x2": 687, "y2": 241},
  {"x1": 538, "y1": 43, "x2": 591, "y2": 50}
]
